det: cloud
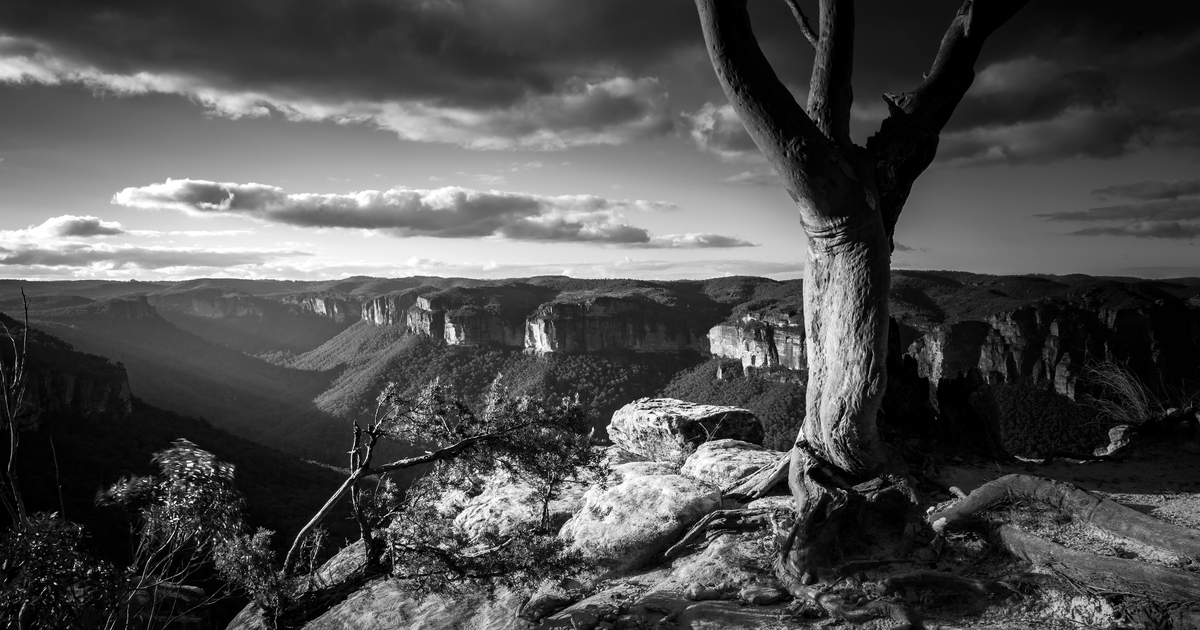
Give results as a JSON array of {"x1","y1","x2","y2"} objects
[
  {"x1": 32, "y1": 215, "x2": 125, "y2": 237},
  {"x1": 641, "y1": 233, "x2": 756, "y2": 249},
  {"x1": 682, "y1": 103, "x2": 763, "y2": 163},
  {"x1": 0, "y1": 243, "x2": 308, "y2": 270},
  {"x1": 937, "y1": 56, "x2": 1200, "y2": 167},
  {"x1": 1070, "y1": 222, "x2": 1200, "y2": 239},
  {"x1": 1039, "y1": 186, "x2": 1200, "y2": 240},
  {"x1": 1039, "y1": 199, "x2": 1200, "y2": 223},
  {"x1": 0, "y1": 37, "x2": 673, "y2": 150},
  {"x1": 111, "y1": 179, "x2": 749, "y2": 248},
  {"x1": 380, "y1": 255, "x2": 800, "y2": 280},
  {"x1": 719, "y1": 170, "x2": 779, "y2": 187},
  {"x1": 1092, "y1": 179, "x2": 1200, "y2": 201}
]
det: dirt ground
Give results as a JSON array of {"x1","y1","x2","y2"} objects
[{"x1": 917, "y1": 438, "x2": 1200, "y2": 629}]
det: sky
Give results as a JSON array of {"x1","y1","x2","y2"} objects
[{"x1": 1, "y1": 0, "x2": 1198, "y2": 282}]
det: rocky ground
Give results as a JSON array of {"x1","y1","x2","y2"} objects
[{"x1": 228, "y1": 400, "x2": 1200, "y2": 630}]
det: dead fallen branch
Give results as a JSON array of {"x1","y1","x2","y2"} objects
[
  {"x1": 996, "y1": 524, "x2": 1200, "y2": 603},
  {"x1": 930, "y1": 474, "x2": 1200, "y2": 559}
]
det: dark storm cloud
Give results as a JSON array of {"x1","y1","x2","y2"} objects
[
  {"x1": 1093, "y1": 180, "x2": 1200, "y2": 201},
  {"x1": 0, "y1": 1, "x2": 703, "y2": 148},
  {"x1": 112, "y1": 179, "x2": 753, "y2": 248},
  {"x1": 937, "y1": 56, "x2": 1200, "y2": 166}
]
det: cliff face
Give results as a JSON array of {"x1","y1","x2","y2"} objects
[
  {"x1": 707, "y1": 314, "x2": 805, "y2": 371},
  {"x1": 911, "y1": 301, "x2": 1200, "y2": 400},
  {"x1": 25, "y1": 367, "x2": 133, "y2": 426},
  {"x1": 525, "y1": 296, "x2": 709, "y2": 355},
  {"x1": 281, "y1": 293, "x2": 361, "y2": 323},
  {"x1": 5, "y1": 312, "x2": 136, "y2": 428},
  {"x1": 150, "y1": 290, "x2": 361, "y2": 323},
  {"x1": 361, "y1": 291, "x2": 421, "y2": 326},
  {"x1": 149, "y1": 290, "x2": 267, "y2": 318}
]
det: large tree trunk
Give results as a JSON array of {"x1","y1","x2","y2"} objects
[{"x1": 694, "y1": 0, "x2": 1029, "y2": 590}]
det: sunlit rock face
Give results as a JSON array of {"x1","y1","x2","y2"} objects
[
  {"x1": 707, "y1": 314, "x2": 805, "y2": 371},
  {"x1": 679, "y1": 439, "x2": 781, "y2": 490},
  {"x1": 361, "y1": 291, "x2": 421, "y2": 326},
  {"x1": 280, "y1": 293, "x2": 361, "y2": 323},
  {"x1": 608, "y1": 398, "x2": 763, "y2": 463},
  {"x1": 558, "y1": 473, "x2": 720, "y2": 572},
  {"x1": 402, "y1": 285, "x2": 552, "y2": 348},
  {"x1": 524, "y1": 296, "x2": 709, "y2": 355}
]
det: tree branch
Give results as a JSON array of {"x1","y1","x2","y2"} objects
[
  {"x1": 866, "y1": 0, "x2": 1029, "y2": 242},
  {"x1": 694, "y1": 0, "x2": 843, "y2": 215},
  {"x1": 806, "y1": 0, "x2": 854, "y2": 147},
  {"x1": 782, "y1": 0, "x2": 819, "y2": 49}
]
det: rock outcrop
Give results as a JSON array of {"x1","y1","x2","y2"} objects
[
  {"x1": 525, "y1": 294, "x2": 709, "y2": 355},
  {"x1": 280, "y1": 293, "x2": 360, "y2": 323},
  {"x1": 148, "y1": 290, "x2": 267, "y2": 319},
  {"x1": 707, "y1": 314, "x2": 805, "y2": 371},
  {"x1": 608, "y1": 398, "x2": 763, "y2": 463},
  {"x1": 25, "y1": 368, "x2": 133, "y2": 425},
  {"x1": 401, "y1": 285, "x2": 552, "y2": 348},
  {"x1": 558, "y1": 473, "x2": 720, "y2": 572},
  {"x1": 360, "y1": 290, "x2": 421, "y2": 326},
  {"x1": 910, "y1": 300, "x2": 1200, "y2": 400},
  {"x1": 679, "y1": 439, "x2": 782, "y2": 490},
  {"x1": 454, "y1": 475, "x2": 586, "y2": 541}
]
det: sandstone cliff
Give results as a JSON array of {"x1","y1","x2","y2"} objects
[
  {"x1": 148, "y1": 289, "x2": 268, "y2": 319},
  {"x1": 280, "y1": 293, "x2": 361, "y2": 323},
  {"x1": 399, "y1": 284, "x2": 555, "y2": 348},
  {"x1": 911, "y1": 298, "x2": 1200, "y2": 400},
  {"x1": 360, "y1": 289, "x2": 422, "y2": 326},
  {"x1": 525, "y1": 293, "x2": 709, "y2": 355},
  {"x1": 1, "y1": 311, "x2": 133, "y2": 428},
  {"x1": 707, "y1": 314, "x2": 805, "y2": 371}
]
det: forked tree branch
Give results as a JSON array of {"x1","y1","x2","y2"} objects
[
  {"x1": 866, "y1": 0, "x2": 1030, "y2": 241},
  {"x1": 694, "y1": 0, "x2": 862, "y2": 227},
  {"x1": 782, "y1": 0, "x2": 819, "y2": 49},
  {"x1": 806, "y1": 0, "x2": 855, "y2": 147}
]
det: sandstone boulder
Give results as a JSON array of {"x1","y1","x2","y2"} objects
[
  {"x1": 455, "y1": 476, "x2": 585, "y2": 541},
  {"x1": 680, "y1": 439, "x2": 782, "y2": 490},
  {"x1": 608, "y1": 398, "x2": 763, "y2": 463},
  {"x1": 559, "y1": 473, "x2": 720, "y2": 572},
  {"x1": 611, "y1": 460, "x2": 680, "y2": 480}
]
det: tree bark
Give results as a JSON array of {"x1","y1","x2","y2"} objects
[{"x1": 694, "y1": 0, "x2": 1029, "y2": 587}]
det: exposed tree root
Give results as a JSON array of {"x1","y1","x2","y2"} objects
[
  {"x1": 724, "y1": 449, "x2": 791, "y2": 500},
  {"x1": 663, "y1": 508, "x2": 774, "y2": 560},
  {"x1": 874, "y1": 570, "x2": 1045, "y2": 598},
  {"x1": 930, "y1": 474, "x2": 1200, "y2": 559},
  {"x1": 994, "y1": 524, "x2": 1200, "y2": 603},
  {"x1": 787, "y1": 580, "x2": 922, "y2": 629}
]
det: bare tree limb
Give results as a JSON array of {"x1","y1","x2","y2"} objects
[
  {"x1": 782, "y1": 0, "x2": 818, "y2": 49},
  {"x1": 694, "y1": 0, "x2": 857, "y2": 225},
  {"x1": 806, "y1": 0, "x2": 854, "y2": 147},
  {"x1": 866, "y1": 0, "x2": 1030, "y2": 242}
]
